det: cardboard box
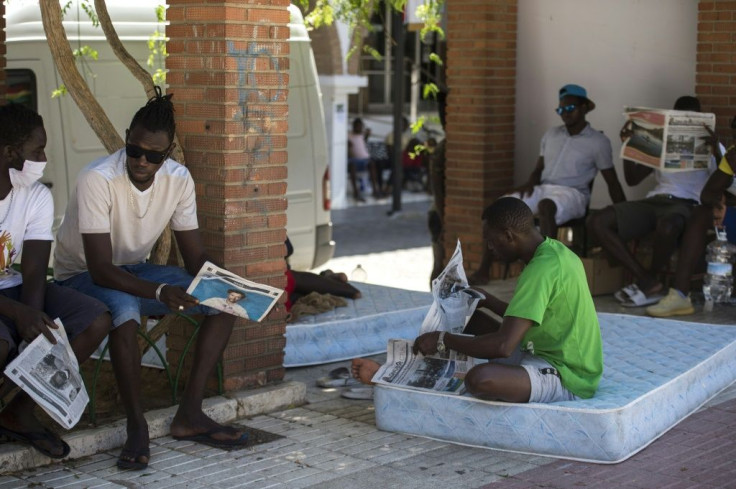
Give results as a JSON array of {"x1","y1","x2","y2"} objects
[{"x1": 582, "y1": 254, "x2": 624, "y2": 296}]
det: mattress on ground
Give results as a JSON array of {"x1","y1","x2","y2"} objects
[
  {"x1": 284, "y1": 282, "x2": 432, "y2": 367},
  {"x1": 375, "y1": 313, "x2": 736, "y2": 463}
]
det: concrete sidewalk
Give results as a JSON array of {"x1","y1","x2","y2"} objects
[{"x1": 2, "y1": 196, "x2": 736, "y2": 487}]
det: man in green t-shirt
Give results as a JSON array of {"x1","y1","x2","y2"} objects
[{"x1": 413, "y1": 197, "x2": 603, "y2": 402}]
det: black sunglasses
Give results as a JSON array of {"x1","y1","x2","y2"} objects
[{"x1": 125, "y1": 143, "x2": 170, "y2": 164}]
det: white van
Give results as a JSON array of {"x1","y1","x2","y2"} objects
[{"x1": 5, "y1": 1, "x2": 334, "y2": 271}]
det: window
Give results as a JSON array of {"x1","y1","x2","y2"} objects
[{"x1": 7, "y1": 69, "x2": 38, "y2": 112}]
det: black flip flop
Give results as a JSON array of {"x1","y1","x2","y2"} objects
[
  {"x1": 0, "y1": 425, "x2": 71, "y2": 459},
  {"x1": 117, "y1": 446, "x2": 150, "y2": 470},
  {"x1": 173, "y1": 427, "x2": 249, "y2": 451}
]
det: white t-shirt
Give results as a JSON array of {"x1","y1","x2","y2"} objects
[
  {"x1": 54, "y1": 149, "x2": 199, "y2": 281},
  {"x1": 0, "y1": 182, "x2": 54, "y2": 289},
  {"x1": 646, "y1": 154, "x2": 718, "y2": 202}
]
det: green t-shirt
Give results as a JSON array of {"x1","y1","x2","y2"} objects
[{"x1": 504, "y1": 238, "x2": 602, "y2": 399}]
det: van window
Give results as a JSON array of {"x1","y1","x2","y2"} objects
[{"x1": 7, "y1": 69, "x2": 37, "y2": 111}]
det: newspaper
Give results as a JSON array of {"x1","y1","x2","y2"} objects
[
  {"x1": 372, "y1": 338, "x2": 481, "y2": 394},
  {"x1": 373, "y1": 240, "x2": 485, "y2": 394},
  {"x1": 419, "y1": 240, "x2": 484, "y2": 335},
  {"x1": 620, "y1": 106, "x2": 716, "y2": 171},
  {"x1": 186, "y1": 261, "x2": 283, "y2": 321},
  {"x1": 4, "y1": 319, "x2": 88, "y2": 429}
]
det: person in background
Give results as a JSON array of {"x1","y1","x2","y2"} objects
[
  {"x1": 347, "y1": 118, "x2": 382, "y2": 202},
  {"x1": 469, "y1": 84, "x2": 625, "y2": 285},
  {"x1": 646, "y1": 122, "x2": 736, "y2": 317},
  {"x1": 588, "y1": 96, "x2": 719, "y2": 308}
]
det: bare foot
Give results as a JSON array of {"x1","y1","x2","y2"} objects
[
  {"x1": 170, "y1": 411, "x2": 244, "y2": 443},
  {"x1": 351, "y1": 358, "x2": 380, "y2": 385}
]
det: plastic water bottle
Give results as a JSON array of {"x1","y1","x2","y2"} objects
[
  {"x1": 703, "y1": 226, "x2": 736, "y2": 312},
  {"x1": 351, "y1": 264, "x2": 367, "y2": 282}
]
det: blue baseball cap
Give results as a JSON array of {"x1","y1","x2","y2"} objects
[{"x1": 559, "y1": 84, "x2": 595, "y2": 111}]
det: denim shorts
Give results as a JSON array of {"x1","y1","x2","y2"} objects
[
  {"x1": 348, "y1": 157, "x2": 371, "y2": 172},
  {"x1": 57, "y1": 263, "x2": 215, "y2": 328},
  {"x1": 0, "y1": 283, "x2": 109, "y2": 361}
]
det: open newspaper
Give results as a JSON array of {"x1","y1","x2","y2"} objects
[
  {"x1": 186, "y1": 261, "x2": 283, "y2": 321},
  {"x1": 4, "y1": 319, "x2": 88, "y2": 429},
  {"x1": 373, "y1": 240, "x2": 485, "y2": 394},
  {"x1": 620, "y1": 106, "x2": 715, "y2": 171},
  {"x1": 372, "y1": 338, "x2": 481, "y2": 394},
  {"x1": 420, "y1": 240, "x2": 484, "y2": 335}
]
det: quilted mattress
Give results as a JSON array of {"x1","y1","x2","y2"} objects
[
  {"x1": 283, "y1": 282, "x2": 432, "y2": 367},
  {"x1": 374, "y1": 313, "x2": 736, "y2": 463}
]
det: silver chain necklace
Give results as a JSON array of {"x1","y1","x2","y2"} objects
[
  {"x1": 0, "y1": 188, "x2": 14, "y2": 227},
  {"x1": 124, "y1": 163, "x2": 156, "y2": 219}
]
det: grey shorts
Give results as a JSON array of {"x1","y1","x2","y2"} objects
[
  {"x1": 613, "y1": 194, "x2": 697, "y2": 242},
  {"x1": 0, "y1": 283, "x2": 109, "y2": 364},
  {"x1": 495, "y1": 349, "x2": 578, "y2": 403}
]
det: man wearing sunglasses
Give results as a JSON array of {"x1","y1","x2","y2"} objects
[
  {"x1": 54, "y1": 90, "x2": 248, "y2": 470},
  {"x1": 469, "y1": 84, "x2": 625, "y2": 285}
]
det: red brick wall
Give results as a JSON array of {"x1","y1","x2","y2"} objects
[
  {"x1": 696, "y1": 1, "x2": 736, "y2": 142},
  {"x1": 444, "y1": 0, "x2": 517, "y2": 273},
  {"x1": 166, "y1": 0, "x2": 290, "y2": 391}
]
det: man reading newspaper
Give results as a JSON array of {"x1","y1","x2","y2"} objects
[
  {"x1": 53, "y1": 91, "x2": 249, "y2": 470},
  {"x1": 354, "y1": 198, "x2": 603, "y2": 403}
]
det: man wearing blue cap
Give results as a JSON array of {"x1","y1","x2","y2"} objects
[{"x1": 469, "y1": 84, "x2": 625, "y2": 285}]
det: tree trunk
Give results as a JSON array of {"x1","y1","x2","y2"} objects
[{"x1": 39, "y1": 0, "x2": 123, "y2": 153}]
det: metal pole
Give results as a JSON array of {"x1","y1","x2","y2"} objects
[{"x1": 390, "y1": 7, "x2": 405, "y2": 215}]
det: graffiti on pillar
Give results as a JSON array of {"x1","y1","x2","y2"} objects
[{"x1": 228, "y1": 39, "x2": 287, "y2": 215}]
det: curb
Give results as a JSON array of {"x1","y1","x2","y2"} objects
[{"x1": 0, "y1": 381, "x2": 307, "y2": 474}]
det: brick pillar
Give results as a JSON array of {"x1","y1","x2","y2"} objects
[
  {"x1": 696, "y1": 1, "x2": 736, "y2": 141},
  {"x1": 444, "y1": 0, "x2": 517, "y2": 273},
  {"x1": 166, "y1": 0, "x2": 290, "y2": 391}
]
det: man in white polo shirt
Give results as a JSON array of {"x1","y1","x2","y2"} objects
[{"x1": 469, "y1": 84, "x2": 626, "y2": 285}]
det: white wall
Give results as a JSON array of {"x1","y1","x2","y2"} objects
[{"x1": 515, "y1": 0, "x2": 698, "y2": 208}]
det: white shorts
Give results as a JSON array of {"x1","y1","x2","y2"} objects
[
  {"x1": 506, "y1": 184, "x2": 588, "y2": 224},
  {"x1": 494, "y1": 349, "x2": 579, "y2": 403}
]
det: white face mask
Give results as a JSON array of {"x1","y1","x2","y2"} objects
[{"x1": 9, "y1": 160, "x2": 47, "y2": 188}]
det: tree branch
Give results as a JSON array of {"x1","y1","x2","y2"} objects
[
  {"x1": 39, "y1": 0, "x2": 123, "y2": 153},
  {"x1": 93, "y1": 0, "x2": 185, "y2": 165}
]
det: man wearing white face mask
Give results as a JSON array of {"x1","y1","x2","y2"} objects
[{"x1": 0, "y1": 103, "x2": 111, "y2": 459}]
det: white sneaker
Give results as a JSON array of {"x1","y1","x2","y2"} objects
[{"x1": 646, "y1": 288, "x2": 695, "y2": 317}]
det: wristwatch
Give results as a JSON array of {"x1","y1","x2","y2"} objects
[{"x1": 436, "y1": 331, "x2": 446, "y2": 354}]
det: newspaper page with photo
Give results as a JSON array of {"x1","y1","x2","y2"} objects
[
  {"x1": 620, "y1": 107, "x2": 716, "y2": 171},
  {"x1": 4, "y1": 319, "x2": 88, "y2": 429},
  {"x1": 419, "y1": 240, "x2": 484, "y2": 335},
  {"x1": 186, "y1": 261, "x2": 283, "y2": 321}
]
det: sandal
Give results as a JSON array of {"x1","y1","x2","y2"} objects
[
  {"x1": 316, "y1": 367, "x2": 360, "y2": 388},
  {"x1": 620, "y1": 284, "x2": 663, "y2": 307},
  {"x1": 341, "y1": 387, "x2": 374, "y2": 400},
  {"x1": 0, "y1": 425, "x2": 70, "y2": 459}
]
